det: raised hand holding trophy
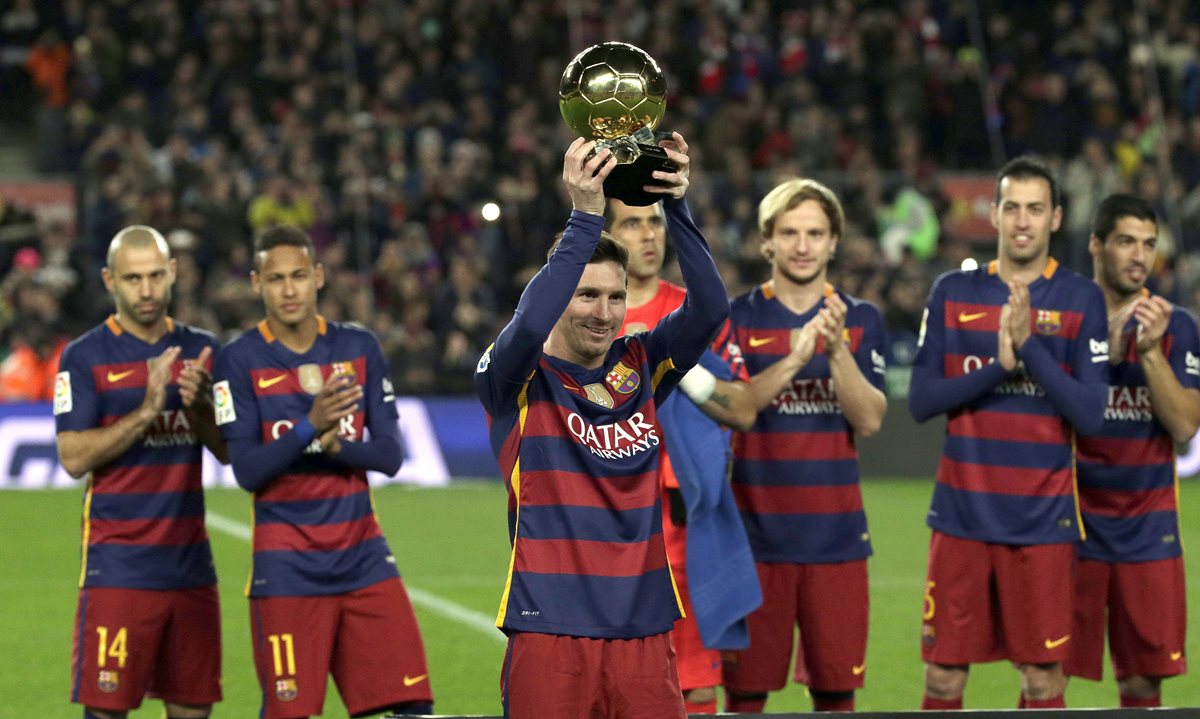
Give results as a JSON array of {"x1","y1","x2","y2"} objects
[{"x1": 559, "y1": 42, "x2": 677, "y2": 206}]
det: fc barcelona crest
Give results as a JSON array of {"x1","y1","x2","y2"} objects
[
  {"x1": 276, "y1": 677, "x2": 298, "y2": 702},
  {"x1": 97, "y1": 670, "x2": 120, "y2": 693},
  {"x1": 1035, "y1": 309, "x2": 1062, "y2": 335},
  {"x1": 331, "y1": 361, "x2": 356, "y2": 379},
  {"x1": 605, "y1": 363, "x2": 641, "y2": 394},
  {"x1": 298, "y1": 363, "x2": 324, "y2": 394},
  {"x1": 582, "y1": 383, "x2": 614, "y2": 408}
]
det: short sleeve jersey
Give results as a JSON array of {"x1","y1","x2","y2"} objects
[
  {"x1": 54, "y1": 316, "x2": 219, "y2": 590},
  {"x1": 212, "y1": 317, "x2": 400, "y2": 597},
  {"x1": 728, "y1": 283, "x2": 886, "y2": 564}
]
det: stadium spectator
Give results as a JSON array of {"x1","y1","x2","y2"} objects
[
  {"x1": 211, "y1": 225, "x2": 434, "y2": 719},
  {"x1": 54, "y1": 225, "x2": 226, "y2": 719},
  {"x1": 475, "y1": 135, "x2": 726, "y2": 719},
  {"x1": 722, "y1": 178, "x2": 887, "y2": 713},
  {"x1": 1069, "y1": 193, "x2": 1199, "y2": 707},
  {"x1": 0, "y1": 0, "x2": 1197, "y2": 404},
  {"x1": 909, "y1": 157, "x2": 1109, "y2": 709},
  {"x1": 608, "y1": 196, "x2": 759, "y2": 714}
]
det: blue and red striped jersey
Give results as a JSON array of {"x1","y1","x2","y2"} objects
[
  {"x1": 728, "y1": 283, "x2": 885, "y2": 564},
  {"x1": 476, "y1": 202, "x2": 728, "y2": 640},
  {"x1": 914, "y1": 259, "x2": 1109, "y2": 545},
  {"x1": 1075, "y1": 301, "x2": 1199, "y2": 562},
  {"x1": 212, "y1": 317, "x2": 400, "y2": 597},
  {"x1": 478, "y1": 335, "x2": 683, "y2": 639},
  {"x1": 54, "y1": 316, "x2": 218, "y2": 590}
]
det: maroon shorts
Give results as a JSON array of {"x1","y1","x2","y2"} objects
[
  {"x1": 1066, "y1": 556, "x2": 1186, "y2": 681},
  {"x1": 71, "y1": 586, "x2": 221, "y2": 711},
  {"x1": 722, "y1": 560, "x2": 868, "y2": 693},
  {"x1": 502, "y1": 632, "x2": 685, "y2": 719},
  {"x1": 921, "y1": 531, "x2": 1074, "y2": 665},
  {"x1": 663, "y1": 506, "x2": 721, "y2": 691},
  {"x1": 249, "y1": 577, "x2": 432, "y2": 719}
]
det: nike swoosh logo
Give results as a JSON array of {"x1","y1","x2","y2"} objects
[
  {"x1": 748, "y1": 336, "x2": 777, "y2": 348},
  {"x1": 852, "y1": 664, "x2": 866, "y2": 676},
  {"x1": 106, "y1": 369, "x2": 134, "y2": 382},
  {"x1": 958, "y1": 311, "x2": 988, "y2": 323},
  {"x1": 403, "y1": 673, "x2": 428, "y2": 687},
  {"x1": 1044, "y1": 635, "x2": 1070, "y2": 649},
  {"x1": 1171, "y1": 651, "x2": 1183, "y2": 661},
  {"x1": 257, "y1": 374, "x2": 288, "y2": 389}
]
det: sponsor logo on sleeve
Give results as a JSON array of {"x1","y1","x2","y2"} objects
[
  {"x1": 1186, "y1": 351, "x2": 1199, "y2": 376},
  {"x1": 917, "y1": 308, "x2": 929, "y2": 347},
  {"x1": 53, "y1": 372, "x2": 72, "y2": 415},
  {"x1": 871, "y1": 349, "x2": 886, "y2": 375},
  {"x1": 382, "y1": 377, "x2": 395, "y2": 403},
  {"x1": 213, "y1": 380, "x2": 235, "y2": 425},
  {"x1": 1090, "y1": 338, "x2": 1110, "y2": 363},
  {"x1": 476, "y1": 348, "x2": 491, "y2": 374}
]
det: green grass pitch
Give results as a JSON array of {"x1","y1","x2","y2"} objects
[{"x1": 4, "y1": 478, "x2": 1199, "y2": 716}]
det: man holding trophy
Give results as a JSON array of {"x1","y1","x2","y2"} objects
[{"x1": 474, "y1": 43, "x2": 732, "y2": 718}]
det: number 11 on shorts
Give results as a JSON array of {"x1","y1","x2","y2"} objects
[{"x1": 268, "y1": 633, "x2": 296, "y2": 676}]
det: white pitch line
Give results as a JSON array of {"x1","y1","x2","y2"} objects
[{"x1": 206, "y1": 511, "x2": 506, "y2": 645}]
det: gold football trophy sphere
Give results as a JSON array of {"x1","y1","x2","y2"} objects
[{"x1": 559, "y1": 42, "x2": 667, "y2": 164}]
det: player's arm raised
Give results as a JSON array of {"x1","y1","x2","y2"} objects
[
  {"x1": 1136, "y1": 298, "x2": 1200, "y2": 443},
  {"x1": 643, "y1": 132, "x2": 730, "y2": 381},
  {"x1": 477, "y1": 141, "x2": 617, "y2": 408},
  {"x1": 819, "y1": 294, "x2": 886, "y2": 437},
  {"x1": 57, "y1": 346, "x2": 181, "y2": 478}
]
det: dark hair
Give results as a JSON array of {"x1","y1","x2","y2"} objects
[
  {"x1": 546, "y1": 230, "x2": 629, "y2": 269},
  {"x1": 1092, "y1": 193, "x2": 1157, "y2": 240},
  {"x1": 253, "y1": 225, "x2": 315, "y2": 267},
  {"x1": 995, "y1": 155, "x2": 1060, "y2": 208}
]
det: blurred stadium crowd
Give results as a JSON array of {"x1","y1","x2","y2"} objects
[{"x1": 2, "y1": 0, "x2": 1200, "y2": 400}]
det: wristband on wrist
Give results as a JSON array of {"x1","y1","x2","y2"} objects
[{"x1": 678, "y1": 364, "x2": 717, "y2": 404}]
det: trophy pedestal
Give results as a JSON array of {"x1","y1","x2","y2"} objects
[{"x1": 604, "y1": 143, "x2": 676, "y2": 206}]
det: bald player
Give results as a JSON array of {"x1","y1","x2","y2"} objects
[{"x1": 55, "y1": 225, "x2": 227, "y2": 719}]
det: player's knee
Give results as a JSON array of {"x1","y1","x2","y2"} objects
[
  {"x1": 1019, "y1": 662, "x2": 1066, "y2": 699},
  {"x1": 683, "y1": 686, "x2": 716, "y2": 703},
  {"x1": 1117, "y1": 675, "x2": 1162, "y2": 699},
  {"x1": 163, "y1": 702, "x2": 212, "y2": 719},
  {"x1": 924, "y1": 663, "x2": 968, "y2": 699}
]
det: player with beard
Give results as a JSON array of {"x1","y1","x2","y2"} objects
[
  {"x1": 607, "y1": 198, "x2": 759, "y2": 714},
  {"x1": 476, "y1": 135, "x2": 729, "y2": 719},
  {"x1": 211, "y1": 226, "x2": 433, "y2": 718},
  {"x1": 909, "y1": 156, "x2": 1109, "y2": 709},
  {"x1": 722, "y1": 179, "x2": 887, "y2": 713},
  {"x1": 55, "y1": 225, "x2": 226, "y2": 719},
  {"x1": 1067, "y1": 193, "x2": 1199, "y2": 706}
]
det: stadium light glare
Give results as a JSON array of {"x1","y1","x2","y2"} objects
[
  {"x1": 481, "y1": 202, "x2": 501, "y2": 222},
  {"x1": 961, "y1": 258, "x2": 979, "y2": 272}
]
